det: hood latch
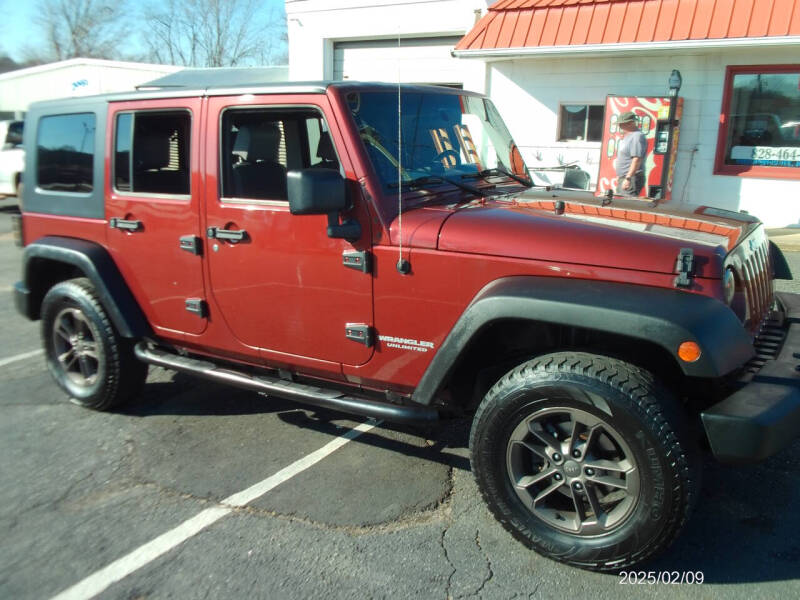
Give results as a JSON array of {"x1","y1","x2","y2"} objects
[{"x1": 674, "y1": 248, "x2": 695, "y2": 288}]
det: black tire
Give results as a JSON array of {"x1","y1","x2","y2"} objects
[
  {"x1": 41, "y1": 277, "x2": 147, "y2": 410},
  {"x1": 470, "y1": 352, "x2": 700, "y2": 571}
]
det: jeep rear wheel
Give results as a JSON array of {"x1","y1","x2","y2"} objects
[
  {"x1": 41, "y1": 278, "x2": 147, "y2": 410},
  {"x1": 470, "y1": 352, "x2": 699, "y2": 571}
]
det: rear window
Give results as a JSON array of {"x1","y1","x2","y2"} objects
[{"x1": 36, "y1": 113, "x2": 95, "y2": 193}]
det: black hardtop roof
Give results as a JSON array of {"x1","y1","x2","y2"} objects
[
  {"x1": 141, "y1": 67, "x2": 290, "y2": 89},
  {"x1": 26, "y1": 72, "x2": 481, "y2": 113}
]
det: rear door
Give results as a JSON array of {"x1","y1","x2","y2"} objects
[
  {"x1": 105, "y1": 99, "x2": 206, "y2": 338},
  {"x1": 203, "y1": 94, "x2": 373, "y2": 367}
]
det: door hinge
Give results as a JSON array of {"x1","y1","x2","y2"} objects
[
  {"x1": 185, "y1": 298, "x2": 207, "y2": 318},
  {"x1": 342, "y1": 250, "x2": 372, "y2": 273},
  {"x1": 674, "y1": 248, "x2": 695, "y2": 288},
  {"x1": 345, "y1": 323, "x2": 373, "y2": 346},
  {"x1": 179, "y1": 235, "x2": 202, "y2": 255}
]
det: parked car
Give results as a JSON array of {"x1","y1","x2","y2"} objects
[
  {"x1": 12, "y1": 75, "x2": 800, "y2": 571},
  {"x1": 0, "y1": 119, "x2": 24, "y2": 199}
]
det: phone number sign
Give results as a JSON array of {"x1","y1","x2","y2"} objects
[{"x1": 730, "y1": 146, "x2": 800, "y2": 167}]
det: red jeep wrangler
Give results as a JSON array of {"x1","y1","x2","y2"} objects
[{"x1": 13, "y1": 76, "x2": 800, "y2": 571}]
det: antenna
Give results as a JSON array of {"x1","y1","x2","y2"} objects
[{"x1": 396, "y1": 32, "x2": 411, "y2": 275}]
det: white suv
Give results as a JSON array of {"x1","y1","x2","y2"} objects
[{"x1": 0, "y1": 120, "x2": 24, "y2": 199}]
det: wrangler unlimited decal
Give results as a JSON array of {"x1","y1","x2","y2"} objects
[{"x1": 378, "y1": 335, "x2": 435, "y2": 353}]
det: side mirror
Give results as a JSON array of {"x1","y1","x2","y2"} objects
[
  {"x1": 288, "y1": 168, "x2": 348, "y2": 215},
  {"x1": 287, "y1": 168, "x2": 361, "y2": 241}
]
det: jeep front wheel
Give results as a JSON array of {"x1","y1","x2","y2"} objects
[
  {"x1": 470, "y1": 352, "x2": 699, "y2": 571},
  {"x1": 41, "y1": 277, "x2": 147, "y2": 410}
]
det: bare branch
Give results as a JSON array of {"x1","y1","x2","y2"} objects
[
  {"x1": 142, "y1": 0, "x2": 286, "y2": 67},
  {"x1": 29, "y1": 0, "x2": 128, "y2": 61}
]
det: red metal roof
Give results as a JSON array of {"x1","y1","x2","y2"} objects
[{"x1": 455, "y1": 0, "x2": 800, "y2": 51}]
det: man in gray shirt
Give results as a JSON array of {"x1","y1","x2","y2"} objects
[{"x1": 616, "y1": 111, "x2": 647, "y2": 196}]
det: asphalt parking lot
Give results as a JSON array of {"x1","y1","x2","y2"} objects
[{"x1": 1, "y1": 202, "x2": 799, "y2": 600}]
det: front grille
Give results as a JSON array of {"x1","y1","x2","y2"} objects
[
  {"x1": 741, "y1": 236, "x2": 774, "y2": 332},
  {"x1": 741, "y1": 313, "x2": 786, "y2": 378}
]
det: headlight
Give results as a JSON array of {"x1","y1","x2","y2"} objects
[{"x1": 723, "y1": 267, "x2": 736, "y2": 305}]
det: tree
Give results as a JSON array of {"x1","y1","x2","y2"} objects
[
  {"x1": 0, "y1": 55, "x2": 23, "y2": 74},
  {"x1": 29, "y1": 0, "x2": 126, "y2": 61},
  {"x1": 143, "y1": 0, "x2": 286, "y2": 68}
]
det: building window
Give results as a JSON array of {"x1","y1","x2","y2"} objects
[
  {"x1": 37, "y1": 113, "x2": 95, "y2": 193},
  {"x1": 114, "y1": 111, "x2": 191, "y2": 195},
  {"x1": 715, "y1": 65, "x2": 800, "y2": 180},
  {"x1": 558, "y1": 104, "x2": 604, "y2": 142}
]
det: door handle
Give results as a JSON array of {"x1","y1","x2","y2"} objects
[
  {"x1": 109, "y1": 218, "x2": 142, "y2": 231},
  {"x1": 207, "y1": 227, "x2": 248, "y2": 242}
]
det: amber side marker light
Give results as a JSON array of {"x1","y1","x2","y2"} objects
[{"x1": 678, "y1": 341, "x2": 702, "y2": 363}]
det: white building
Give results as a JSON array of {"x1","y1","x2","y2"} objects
[
  {"x1": 287, "y1": 0, "x2": 491, "y2": 89},
  {"x1": 286, "y1": 0, "x2": 800, "y2": 228},
  {"x1": 0, "y1": 58, "x2": 182, "y2": 117}
]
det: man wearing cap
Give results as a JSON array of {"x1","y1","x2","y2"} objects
[{"x1": 616, "y1": 111, "x2": 647, "y2": 197}]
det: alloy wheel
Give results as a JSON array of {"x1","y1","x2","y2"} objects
[
  {"x1": 52, "y1": 307, "x2": 100, "y2": 387},
  {"x1": 506, "y1": 406, "x2": 640, "y2": 536}
]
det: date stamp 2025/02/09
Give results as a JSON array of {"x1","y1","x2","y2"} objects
[{"x1": 619, "y1": 571, "x2": 705, "y2": 585}]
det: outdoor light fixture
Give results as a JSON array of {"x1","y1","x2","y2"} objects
[
  {"x1": 655, "y1": 69, "x2": 683, "y2": 203},
  {"x1": 668, "y1": 69, "x2": 683, "y2": 96}
]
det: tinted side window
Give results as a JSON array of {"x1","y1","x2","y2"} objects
[
  {"x1": 5, "y1": 121, "x2": 23, "y2": 147},
  {"x1": 37, "y1": 113, "x2": 95, "y2": 193},
  {"x1": 220, "y1": 109, "x2": 338, "y2": 201},
  {"x1": 114, "y1": 111, "x2": 190, "y2": 195}
]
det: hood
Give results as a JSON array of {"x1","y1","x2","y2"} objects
[{"x1": 423, "y1": 189, "x2": 759, "y2": 278}]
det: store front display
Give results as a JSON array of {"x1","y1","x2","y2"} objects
[{"x1": 716, "y1": 65, "x2": 800, "y2": 179}]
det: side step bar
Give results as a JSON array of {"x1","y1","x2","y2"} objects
[{"x1": 134, "y1": 343, "x2": 439, "y2": 425}]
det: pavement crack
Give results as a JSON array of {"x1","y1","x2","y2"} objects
[
  {"x1": 226, "y1": 464, "x2": 457, "y2": 537},
  {"x1": 9, "y1": 470, "x2": 94, "y2": 519},
  {"x1": 230, "y1": 498, "x2": 449, "y2": 536},
  {"x1": 441, "y1": 523, "x2": 456, "y2": 600},
  {"x1": 469, "y1": 529, "x2": 494, "y2": 597},
  {"x1": 128, "y1": 478, "x2": 218, "y2": 506}
]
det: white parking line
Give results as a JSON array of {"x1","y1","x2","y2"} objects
[
  {"x1": 50, "y1": 420, "x2": 378, "y2": 600},
  {"x1": 0, "y1": 349, "x2": 44, "y2": 368}
]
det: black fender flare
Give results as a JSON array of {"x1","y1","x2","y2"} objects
[
  {"x1": 770, "y1": 240, "x2": 793, "y2": 280},
  {"x1": 412, "y1": 276, "x2": 755, "y2": 406},
  {"x1": 17, "y1": 236, "x2": 151, "y2": 338}
]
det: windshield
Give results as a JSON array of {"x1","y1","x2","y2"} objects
[{"x1": 346, "y1": 91, "x2": 530, "y2": 206}]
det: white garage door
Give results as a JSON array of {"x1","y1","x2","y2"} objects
[{"x1": 333, "y1": 37, "x2": 465, "y2": 86}]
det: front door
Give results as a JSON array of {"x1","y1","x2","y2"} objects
[
  {"x1": 105, "y1": 99, "x2": 206, "y2": 338},
  {"x1": 203, "y1": 95, "x2": 373, "y2": 367}
]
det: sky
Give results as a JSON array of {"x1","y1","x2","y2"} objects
[
  {"x1": 1, "y1": 1, "x2": 36, "y2": 60},
  {"x1": 0, "y1": 0, "x2": 288, "y2": 64}
]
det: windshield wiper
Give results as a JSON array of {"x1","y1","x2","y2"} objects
[
  {"x1": 389, "y1": 174, "x2": 491, "y2": 198},
  {"x1": 463, "y1": 167, "x2": 532, "y2": 187}
]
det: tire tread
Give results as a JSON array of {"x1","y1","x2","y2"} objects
[
  {"x1": 41, "y1": 277, "x2": 146, "y2": 410},
  {"x1": 470, "y1": 351, "x2": 699, "y2": 572}
]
